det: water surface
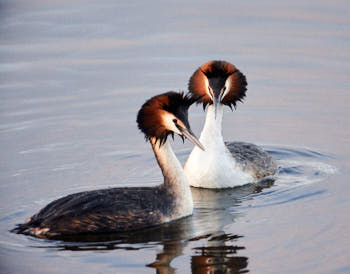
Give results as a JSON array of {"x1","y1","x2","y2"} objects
[{"x1": 1, "y1": 1, "x2": 350, "y2": 273}]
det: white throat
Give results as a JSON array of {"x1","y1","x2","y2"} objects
[
  {"x1": 201, "y1": 103, "x2": 225, "y2": 144},
  {"x1": 151, "y1": 138, "x2": 193, "y2": 218},
  {"x1": 184, "y1": 104, "x2": 253, "y2": 188}
]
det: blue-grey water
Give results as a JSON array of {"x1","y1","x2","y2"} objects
[{"x1": 1, "y1": 1, "x2": 350, "y2": 273}]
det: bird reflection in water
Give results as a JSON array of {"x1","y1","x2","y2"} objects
[
  {"x1": 147, "y1": 233, "x2": 248, "y2": 274},
  {"x1": 34, "y1": 179, "x2": 274, "y2": 273},
  {"x1": 191, "y1": 234, "x2": 248, "y2": 274}
]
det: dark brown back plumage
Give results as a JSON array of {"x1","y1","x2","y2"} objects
[
  {"x1": 12, "y1": 91, "x2": 199, "y2": 239},
  {"x1": 188, "y1": 60, "x2": 247, "y2": 109}
]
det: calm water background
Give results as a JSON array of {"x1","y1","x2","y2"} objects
[{"x1": 1, "y1": 0, "x2": 350, "y2": 273}]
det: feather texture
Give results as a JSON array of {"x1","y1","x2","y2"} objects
[
  {"x1": 12, "y1": 91, "x2": 198, "y2": 238},
  {"x1": 188, "y1": 60, "x2": 247, "y2": 109}
]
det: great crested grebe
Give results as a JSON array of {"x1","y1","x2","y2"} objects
[
  {"x1": 12, "y1": 91, "x2": 204, "y2": 238},
  {"x1": 184, "y1": 60, "x2": 277, "y2": 188}
]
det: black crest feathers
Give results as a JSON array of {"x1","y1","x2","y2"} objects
[
  {"x1": 188, "y1": 60, "x2": 247, "y2": 110},
  {"x1": 137, "y1": 91, "x2": 197, "y2": 145}
]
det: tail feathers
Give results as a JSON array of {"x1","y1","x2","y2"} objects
[
  {"x1": 11, "y1": 223, "x2": 31, "y2": 235},
  {"x1": 11, "y1": 222, "x2": 50, "y2": 237}
]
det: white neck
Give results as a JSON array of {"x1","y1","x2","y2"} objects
[
  {"x1": 151, "y1": 138, "x2": 193, "y2": 218},
  {"x1": 200, "y1": 104, "x2": 224, "y2": 145},
  {"x1": 184, "y1": 104, "x2": 253, "y2": 188}
]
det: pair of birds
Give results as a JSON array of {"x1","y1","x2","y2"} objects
[{"x1": 13, "y1": 60, "x2": 277, "y2": 238}]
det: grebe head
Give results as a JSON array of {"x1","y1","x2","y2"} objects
[
  {"x1": 137, "y1": 91, "x2": 204, "y2": 150},
  {"x1": 188, "y1": 60, "x2": 247, "y2": 117}
]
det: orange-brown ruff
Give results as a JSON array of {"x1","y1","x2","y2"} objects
[
  {"x1": 137, "y1": 92, "x2": 197, "y2": 145},
  {"x1": 12, "y1": 91, "x2": 203, "y2": 238},
  {"x1": 188, "y1": 60, "x2": 247, "y2": 109},
  {"x1": 185, "y1": 60, "x2": 277, "y2": 188}
]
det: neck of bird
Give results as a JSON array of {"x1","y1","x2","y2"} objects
[
  {"x1": 150, "y1": 137, "x2": 193, "y2": 214},
  {"x1": 199, "y1": 104, "x2": 225, "y2": 146}
]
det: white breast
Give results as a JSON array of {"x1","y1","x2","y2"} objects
[{"x1": 184, "y1": 104, "x2": 253, "y2": 188}]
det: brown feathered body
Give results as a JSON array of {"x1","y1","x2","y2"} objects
[
  {"x1": 13, "y1": 92, "x2": 202, "y2": 238},
  {"x1": 13, "y1": 186, "x2": 176, "y2": 238}
]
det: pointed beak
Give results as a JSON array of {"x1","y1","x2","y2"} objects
[
  {"x1": 213, "y1": 93, "x2": 219, "y2": 119},
  {"x1": 212, "y1": 89, "x2": 222, "y2": 119},
  {"x1": 179, "y1": 127, "x2": 205, "y2": 151}
]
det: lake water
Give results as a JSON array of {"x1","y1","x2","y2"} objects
[{"x1": 1, "y1": 1, "x2": 350, "y2": 273}]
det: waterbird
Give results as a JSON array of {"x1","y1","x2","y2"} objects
[
  {"x1": 184, "y1": 60, "x2": 277, "y2": 188},
  {"x1": 12, "y1": 91, "x2": 204, "y2": 238}
]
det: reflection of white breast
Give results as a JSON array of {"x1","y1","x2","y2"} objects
[
  {"x1": 185, "y1": 105, "x2": 253, "y2": 188},
  {"x1": 188, "y1": 186, "x2": 251, "y2": 237}
]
